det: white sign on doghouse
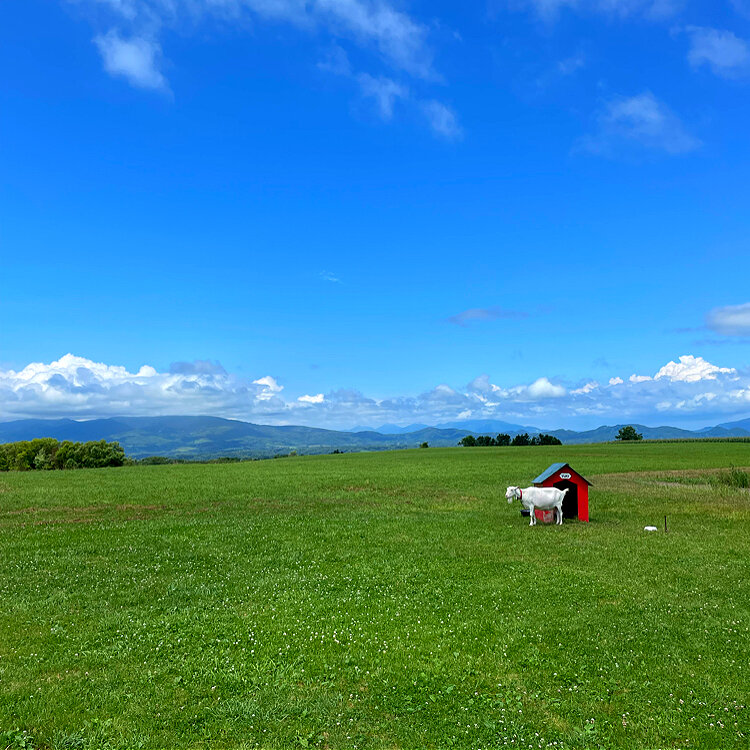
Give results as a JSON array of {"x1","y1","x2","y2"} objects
[{"x1": 560, "y1": 472, "x2": 572, "y2": 479}]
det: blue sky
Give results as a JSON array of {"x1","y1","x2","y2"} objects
[{"x1": 2, "y1": 0, "x2": 750, "y2": 429}]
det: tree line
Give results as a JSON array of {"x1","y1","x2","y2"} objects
[
  {"x1": 0, "y1": 439, "x2": 128, "y2": 471},
  {"x1": 459, "y1": 433, "x2": 562, "y2": 447}
]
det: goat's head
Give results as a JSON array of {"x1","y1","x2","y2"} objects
[{"x1": 505, "y1": 486, "x2": 520, "y2": 503}]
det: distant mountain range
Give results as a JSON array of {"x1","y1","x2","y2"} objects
[
  {"x1": 0, "y1": 417, "x2": 472, "y2": 459},
  {"x1": 354, "y1": 419, "x2": 543, "y2": 435},
  {"x1": 1, "y1": 415, "x2": 750, "y2": 459},
  {"x1": 358, "y1": 418, "x2": 750, "y2": 443}
]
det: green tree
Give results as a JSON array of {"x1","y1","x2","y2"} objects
[
  {"x1": 0, "y1": 438, "x2": 127, "y2": 471},
  {"x1": 538, "y1": 433, "x2": 563, "y2": 446},
  {"x1": 140, "y1": 456, "x2": 174, "y2": 465},
  {"x1": 495, "y1": 433, "x2": 511, "y2": 446},
  {"x1": 459, "y1": 435, "x2": 477, "y2": 447},
  {"x1": 420, "y1": 442, "x2": 429, "y2": 449},
  {"x1": 511, "y1": 433, "x2": 531, "y2": 447},
  {"x1": 616, "y1": 425, "x2": 643, "y2": 441},
  {"x1": 33, "y1": 448, "x2": 52, "y2": 470}
]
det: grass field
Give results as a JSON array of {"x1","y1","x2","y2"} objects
[{"x1": 0, "y1": 443, "x2": 748, "y2": 749}]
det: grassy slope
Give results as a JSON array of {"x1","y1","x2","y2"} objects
[{"x1": 0, "y1": 443, "x2": 748, "y2": 749}]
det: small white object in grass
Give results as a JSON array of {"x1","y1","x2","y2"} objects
[{"x1": 644, "y1": 526, "x2": 658, "y2": 532}]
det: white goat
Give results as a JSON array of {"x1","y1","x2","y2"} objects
[{"x1": 506, "y1": 486, "x2": 568, "y2": 526}]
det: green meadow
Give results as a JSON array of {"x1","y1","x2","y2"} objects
[{"x1": 0, "y1": 443, "x2": 748, "y2": 749}]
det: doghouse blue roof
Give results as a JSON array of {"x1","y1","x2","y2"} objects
[{"x1": 533, "y1": 463, "x2": 592, "y2": 485}]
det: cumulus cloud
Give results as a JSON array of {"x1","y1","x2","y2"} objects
[
  {"x1": 685, "y1": 27, "x2": 750, "y2": 78},
  {"x1": 3, "y1": 352, "x2": 750, "y2": 429},
  {"x1": 653, "y1": 354, "x2": 737, "y2": 382},
  {"x1": 523, "y1": 377, "x2": 567, "y2": 399},
  {"x1": 571, "y1": 381, "x2": 599, "y2": 394},
  {"x1": 298, "y1": 393, "x2": 325, "y2": 404},
  {"x1": 467, "y1": 374, "x2": 504, "y2": 395},
  {"x1": 707, "y1": 302, "x2": 750, "y2": 336},
  {"x1": 578, "y1": 92, "x2": 700, "y2": 156},
  {"x1": 94, "y1": 31, "x2": 167, "y2": 90},
  {"x1": 0, "y1": 354, "x2": 285, "y2": 421},
  {"x1": 252, "y1": 375, "x2": 283, "y2": 398}
]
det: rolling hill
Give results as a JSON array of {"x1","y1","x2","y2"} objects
[
  {"x1": 1, "y1": 415, "x2": 749, "y2": 459},
  {"x1": 0, "y1": 417, "x2": 471, "y2": 459}
]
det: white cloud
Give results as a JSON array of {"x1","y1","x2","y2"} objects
[
  {"x1": 314, "y1": 0, "x2": 432, "y2": 79},
  {"x1": 319, "y1": 270, "x2": 341, "y2": 283},
  {"x1": 578, "y1": 92, "x2": 700, "y2": 156},
  {"x1": 0, "y1": 354, "x2": 285, "y2": 421},
  {"x1": 557, "y1": 53, "x2": 586, "y2": 75},
  {"x1": 82, "y1": 0, "x2": 435, "y2": 83},
  {"x1": 252, "y1": 375, "x2": 283, "y2": 397},
  {"x1": 707, "y1": 302, "x2": 750, "y2": 336},
  {"x1": 571, "y1": 381, "x2": 599, "y2": 394},
  {"x1": 91, "y1": 0, "x2": 139, "y2": 19},
  {"x1": 357, "y1": 73, "x2": 408, "y2": 119},
  {"x1": 653, "y1": 355, "x2": 736, "y2": 382},
  {"x1": 514, "y1": 0, "x2": 682, "y2": 22},
  {"x1": 467, "y1": 374, "x2": 566, "y2": 401},
  {"x1": 3, "y1": 353, "x2": 750, "y2": 428},
  {"x1": 77, "y1": 1, "x2": 462, "y2": 138},
  {"x1": 468, "y1": 374, "x2": 504, "y2": 395},
  {"x1": 94, "y1": 31, "x2": 167, "y2": 90},
  {"x1": 298, "y1": 393, "x2": 325, "y2": 404},
  {"x1": 421, "y1": 100, "x2": 463, "y2": 139},
  {"x1": 318, "y1": 44, "x2": 352, "y2": 76},
  {"x1": 685, "y1": 26, "x2": 750, "y2": 78},
  {"x1": 524, "y1": 377, "x2": 567, "y2": 399}
]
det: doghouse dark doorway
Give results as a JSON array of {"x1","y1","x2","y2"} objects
[{"x1": 554, "y1": 480, "x2": 578, "y2": 519}]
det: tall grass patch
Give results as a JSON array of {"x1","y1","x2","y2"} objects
[{"x1": 716, "y1": 465, "x2": 750, "y2": 489}]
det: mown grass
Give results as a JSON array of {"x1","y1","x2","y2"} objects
[{"x1": 0, "y1": 443, "x2": 748, "y2": 749}]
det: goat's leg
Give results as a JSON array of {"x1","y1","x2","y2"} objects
[
  {"x1": 557, "y1": 504, "x2": 563, "y2": 524},
  {"x1": 528, "y1": 504, "x2": 535, "y2": 526}
]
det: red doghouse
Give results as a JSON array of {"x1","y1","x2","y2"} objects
[{"x1": 532, "y1": 463, "x2": 591, "y2": 522}]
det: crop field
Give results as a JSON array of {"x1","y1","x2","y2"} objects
[{"x1": 0, "y1": 443, "x2": 748, "y2": 749}]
